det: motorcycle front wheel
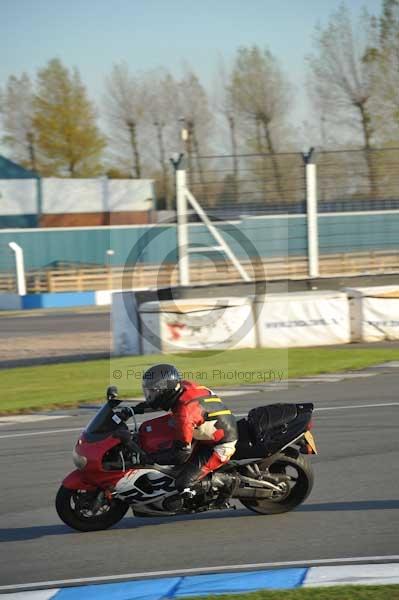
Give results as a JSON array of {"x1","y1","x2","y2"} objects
[
  {"x1": 239, "y1": 453, "x2": 314, "y2": 515},
  {"x1": 55, "y1": 485, "x2": 129, "y2": 532}
]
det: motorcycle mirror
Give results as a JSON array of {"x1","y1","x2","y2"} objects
[
  {"x1": 106, "y1": 386, "x2": 121, "y2": 408},
  {"x1": 106, "y1": 386, "x2": 118, "y2": 400}
]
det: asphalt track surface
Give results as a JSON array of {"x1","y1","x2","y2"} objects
[
  {"x1": 1, "y1": 309, "x2": 111, "y2": 368},
  {"x1": 0, "y1": 309, "x2": 109, "y2": 339},
  {"x1": 0, "y1": 366, "x2": 398, "y2": 587}
]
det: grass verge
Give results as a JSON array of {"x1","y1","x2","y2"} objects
[
  {"x1": 179, "y1": 585, "x2": 399, "y2": 600},
  {"x1": 1, "y1": 347, "x2": 399, "y2": 414}
]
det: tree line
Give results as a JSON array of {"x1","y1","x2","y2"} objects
[{"x1": 1, "y1": 0, "x2": 399, "y2": 208}]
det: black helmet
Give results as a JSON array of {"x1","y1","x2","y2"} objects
[{"x1": 142, "y1": 363, "x2": 182, "y2": 410}]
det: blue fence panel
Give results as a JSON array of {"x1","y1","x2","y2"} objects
[
  {"x1": 109, "y1": 225, "x2": 177, "y2": 267},
  {"x1": 188, "y1": 217, "x2": 307, "y2": 259},
  {"x1": 0, "y1": 212, "x2": 398, "y2": 272},
  {"x1": 319, "y1": 212, "x2": 399, "y2": 253}
]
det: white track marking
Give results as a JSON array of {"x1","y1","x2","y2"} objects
[
  {"x1": 1, "y1": 556, "x2": 398, "y2": 593},
  {"x1": 234, "y1": 402, "x2": 399, "y2": 418},
  {"x1": 0, "y1": 415, "x2": 69, "y2": 426},
  {"x1": 304, "y1": 563, "x2": 399, "y2": 587},
  {"x1": 0, "y1": 427, "x2": 83, "y2": 440},
  {"x1": 315, "y1": 402, "x2": 399, "y2": 412}
]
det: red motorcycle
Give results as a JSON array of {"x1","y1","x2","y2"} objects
[{"x1": 56, "y1": 387, "x2": 317, "y2": 531}]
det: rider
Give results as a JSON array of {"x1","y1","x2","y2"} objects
[{"x1": 131, "y1": 363, "x2": 238, "y2": 498}]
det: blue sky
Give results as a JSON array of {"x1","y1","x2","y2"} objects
[{"x1": 1, "y1": 0, "x2": 384, "y2": 125}]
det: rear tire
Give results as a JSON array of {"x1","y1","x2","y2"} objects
[
  {"x1": 239, "y1": 453, "x2": 314, "y2": 515},
  {"x1": 55, "y1": 486, "x2": 129, "y2": 532}
]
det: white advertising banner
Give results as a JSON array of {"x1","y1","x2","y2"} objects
[
  {"x1": 42, "y1": 178, "x2": 155, "y2": 214},
  {"x1": 139, "y1": 297, "x2": 256, "y2": 354},
  {"x1": 346, "y1": 286, "x2": 399, "y2": 342},
  {"x1": 0, "y1": 179, "x2": 37, "y2": 215},
  {"x1": 112, "y1": 292, "x2": 140, "y2": 355},
  {"x1": 42, "y1": 179, "x2": 101, "y2": 214},
  {"x1": 107, "y1": 180, "x2": 154, "y2": 211},
  {"x1": 256, "y1": 291, "x2": 351, "y2": 348}
]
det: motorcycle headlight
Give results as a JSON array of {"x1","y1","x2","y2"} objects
[{"x1": 72, "y1": 448, "x2": 88, "y2": 470}]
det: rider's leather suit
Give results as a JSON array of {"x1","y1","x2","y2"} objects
[{"x1": 135, "y1": 380, "x2": 238, "y2": 491}]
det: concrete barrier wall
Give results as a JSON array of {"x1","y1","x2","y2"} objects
[
  {"x1": 111, "y1": 292, "x2": 140, "y2": 355},
  {"x1": 254, "y1": 291, "x2": 351, "y2": 348},
  {"x1": 346, "y1": 285, "x2": 399, "y2": 342},
  {"x1": 112, "y1": 290, "x2": 352, "y2": 355},
  {"x1": 0, "y1": 293, "x2": 22, "y2": 310},
  {"x1": 139, "y1": 298, "x2": 257, "y2": 355}
]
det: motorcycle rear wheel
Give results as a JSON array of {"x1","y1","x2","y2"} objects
[
  {"x1": 239, "y1": 453, "x2": 314, "y2": 515},
  {"x1": 56, "y1": 485, "x2": 129, "y2": 532}
]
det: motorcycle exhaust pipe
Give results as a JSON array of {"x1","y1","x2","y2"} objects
[{"x1": 233, "y1": 487, "x2": 272, "y2": 499}]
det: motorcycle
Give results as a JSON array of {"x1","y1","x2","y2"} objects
[{"x1": 56, "y1": 387, "x2": 317, "y2": 531}]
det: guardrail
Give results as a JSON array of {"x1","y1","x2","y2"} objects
[{"x1": 0, "y1": 249, "x2": 398, "y2": 294}]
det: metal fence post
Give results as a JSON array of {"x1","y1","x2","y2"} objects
[
  {"x1": 304, "y1": 148, "x2": 319, "y2": 278},
  {"x1": 173, "y1": 153, "x2": 190, "y2": 286},
  {"x1": 36, "y1": 176, "x2": 42, "y2": 227},
  {"x1": 8, "y1": 242, "x2": 26, "y2": 296}
]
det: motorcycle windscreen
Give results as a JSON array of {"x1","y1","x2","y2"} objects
[{"x1": 85, "y1": 403, "x2": 122, "y2": 435}]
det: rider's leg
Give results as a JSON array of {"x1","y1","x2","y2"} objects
[{"x1": 175, "y1": 442, "x2": 237, "y2": 495}]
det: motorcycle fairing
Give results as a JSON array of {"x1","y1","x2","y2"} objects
[
  {"x1": 114, "y1": 468, "x2": 176, "y2": 504},
  {"x1": 65, "y1": 433, "x2": 128, "y2": 490},
  {"x1": 62, "y1": 469, "x2": 98, "y2": 491}
]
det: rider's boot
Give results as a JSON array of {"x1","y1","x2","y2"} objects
[
  {"x1": 209, "y1": 472, "x2": 239, "y2": 498},
  {"x1": 181, "y1": 473, "x2": 239, "y2": 504}
]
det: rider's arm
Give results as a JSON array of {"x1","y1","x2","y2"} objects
[
  {"x1": 150, "y1": 406, "x2": 195, "y2": 465},
  {"x1": 115, "y1": 402, "x2": 151, "y2": 422},
  {"x1": 150, "y1": 440, "x2": 192, "y2": 465},
  {"x1": 132, "y1": 401, "x2": 154, "y2": 414}
]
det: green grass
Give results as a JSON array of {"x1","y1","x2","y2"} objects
[
  {"x1": 178, "y1": 586, "x2": 399, "y2": 600},
  {"x1": 1, "y1": 347, "x2": 399, "y2": 413}
]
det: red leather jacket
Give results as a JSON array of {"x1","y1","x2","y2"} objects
[{"x1": 171, "y1": 380, "x2": 238, "y2": 447}]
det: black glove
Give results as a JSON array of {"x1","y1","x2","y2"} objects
[
  {"x1": 117, "y1": 407, "x2": 134, "y2": 421},
  {"x1": 132, "y1": 401, "x2": 150, "y2": 415},
  {"x1": 151, "y1": 441, "x2": 192, "y2": 465}
]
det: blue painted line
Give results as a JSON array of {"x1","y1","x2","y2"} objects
[
  {"x1": 174, "y1": 568, "x2": 308, "y2": 597},
  {"x1": 52, "y1": 568, "x2": 307, "y2": 600},
  {"x1": 54, "y1": 576, "x2": 181, "y2": 600},
  {"x1": 21, "y1": 292, "x2": 96, "y2": 309}
]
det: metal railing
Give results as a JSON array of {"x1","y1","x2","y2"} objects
[{"x1": 1, "y1": 249, "x2": 398, "y2": 294}]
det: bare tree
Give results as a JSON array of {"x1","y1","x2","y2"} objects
[
  {"x1": 307, "y1": 4, "x2": 381, "y2": 197},
  {"x1": 0, "y1": 73, "x2": 37, "y2": 170},
  {"x1": 104, "y1": 63, "x2": 147, "y2": 178},
  {"x1": 371, "y1": 0, "x2": 399, "y2": 142},
  {"x1": 307, "y1": 5, "x2": 378, "y2": 150},
  {"x1": 229, "y1": 46, "x2": 293, "y2": 198},
  {"x1": 178, "y1": 68, "x2": 213, "y2": 194},
  {"x1": 144, "y1": 70, "x2": 181, "y2": 209},
  {"x1": 213, "y1": 59, "x2": 241, "y2": 202}
]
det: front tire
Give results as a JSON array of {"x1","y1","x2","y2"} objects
[
  {"x1": 240, "y1": 453, "x2": 314, "y2": 515},
  {"x1": 55, "y1": 486, "x2": 129, "y2": 532}
]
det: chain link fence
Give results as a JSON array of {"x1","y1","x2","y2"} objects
[
  {"x1": 186, "y1": 152, "x2": 306, "y2": 216},
  {"x1": 317, "y1": 148, "x2": 399, "y2": 211},
  {"x1": 186, "y1": 147, "x2": 399, "y2": 215},
  {"x1": 0, "y1": 147, "x2": 398, "y2": 296}
]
